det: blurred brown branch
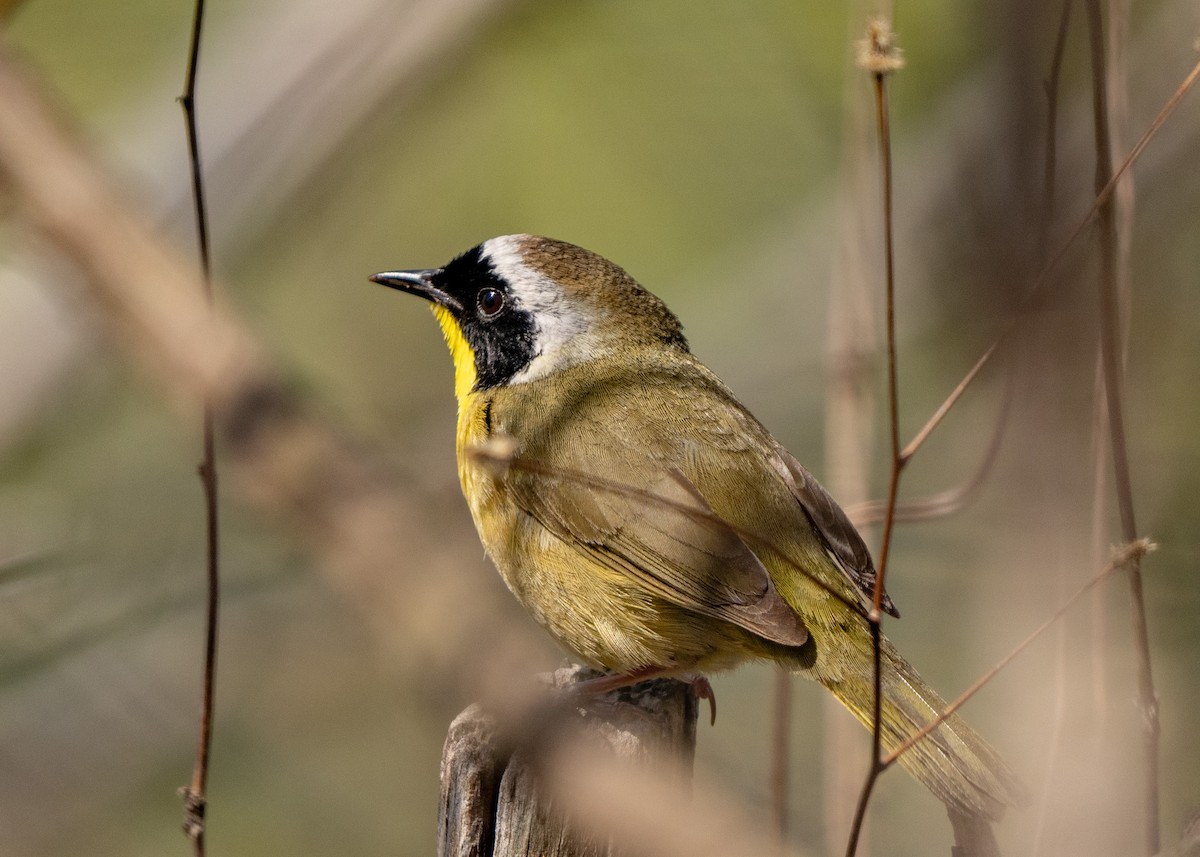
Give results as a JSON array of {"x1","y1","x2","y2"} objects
[
  {"x1": 0, "y1": 0, "x2": 521, "y2": 460},
  {"x1": 822, "y1": 4, "x2": 882, "y2": 844},
  {"x1": 0, "y1": 39, "x2": 530, "y2": 715},
  {"x1": 1084, "y1": 2, "x2": 1158, "y2": 852},
  {"x1": 884, "y1": 538, "x2": 1155, "y2": 771}
]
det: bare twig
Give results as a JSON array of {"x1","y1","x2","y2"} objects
[
  {"x1": 899, "y1": 343, "x2": 995, "y2": 465},
  {"x1": 883, "y1": 539, "x2": 1155, "y2": 770},
  {"x1": 1089, "y1": 369, "x2": 1113, "y2": 714},
  {"x1": 845, "y1": 354, "x2": 1016, "y2": 527},
  {"x1": 845, "y1": 17, "x2": 903, "y2": 857},
  {"x1": 176, "y1": 3, "x2": 220, "y2": 854},
  {"x1": 860, "y1": 22, "x2": 904, "y2": 610},
  {"x1": 1084, "y1": 3, "x2": 1159, "y2": 853},
  {"x1": 844, "y1": 620, "x2": 883, "y2": 857}
]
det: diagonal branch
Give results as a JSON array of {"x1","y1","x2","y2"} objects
[{"x1": 882, "y1": 539, "x2": 1155, "y2": 769}]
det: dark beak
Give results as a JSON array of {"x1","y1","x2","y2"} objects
[{"x1": 370, "y1": 268, "x2": 462, "y2": 313}]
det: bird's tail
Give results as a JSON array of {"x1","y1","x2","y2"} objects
[{"x1": 813, "y1": 634, "x2": 1026, "y2": 821}]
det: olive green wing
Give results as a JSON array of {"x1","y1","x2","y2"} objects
[
  {"x1": 771, "y1": 447, "x2": 899, "y2": 617},
  {"x1": 504, "y1": 452, "x2": 810, "y2": 648}
]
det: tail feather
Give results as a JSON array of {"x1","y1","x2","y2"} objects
[{"x1": 815, "y1": 636, "x2": 1026, "y2": 821}]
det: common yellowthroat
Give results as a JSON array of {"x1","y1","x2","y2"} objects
[{"x1": 371, "y1": 235, "x2": 1024, "y2": 820}]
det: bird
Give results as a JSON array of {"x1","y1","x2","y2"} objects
[{"x1": 370, "y1": 234, "x2": 1024, "y2": 821}]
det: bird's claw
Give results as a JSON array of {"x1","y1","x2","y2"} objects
[{"x1": 692, "y1": 676, "x2": 717, "y2": 725}]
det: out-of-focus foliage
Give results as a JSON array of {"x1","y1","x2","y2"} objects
[{"x1": 1, "y1": 1, "x2": 1198, "y2": 856}]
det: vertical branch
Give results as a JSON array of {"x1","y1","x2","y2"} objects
[
  {"x1": 1092, "y1": 0, "x2": 1132, "y2": 737},
  {"x1": 1083, "y1": 2, "x2": 1159, "y2": 854},
  {"x1": 843, "y1": 621, "x2": 883, "y2": 857},
  {"x1": 873, "y1": 59, "x2": 902, "y2": 607},
  {"x1": 845, "y1": 18, "x2": 903, "y2": 857},
  {"x1": 1087, "y1": 402, "x2": 1112, "y2": 720},
  {"x1": 178, "y1": 2, "x2": 220, "y2": 855}
]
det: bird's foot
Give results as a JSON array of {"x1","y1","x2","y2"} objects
[
  {"x1": 568, "y1": 665, "x2": 674, "y2": 696},
  {"x1": 567, "y1": 667, "x2": 716, "y2": 726},
  {"x1": 691, "y1": 675, "x2": 717, "y2": 726}
]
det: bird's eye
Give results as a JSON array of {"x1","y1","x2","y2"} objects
[{"x1": 478, "y1": 287, "x2": 505, "y2": 317}]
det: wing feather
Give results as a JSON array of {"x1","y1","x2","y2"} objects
[
  {"x1": 505, "y1": 457, "x2": 810, "y2": 647},
  {"x1": 773, "y1": 449, "x2": 899, "y2": 617}
]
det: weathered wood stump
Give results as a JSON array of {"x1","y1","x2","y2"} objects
[
  {"x1": 438, "y1": 665, "x2": 1010, "y2": 857},
  {"x1": 438, "y1": 665, "x2": 699, "y2": 857}
]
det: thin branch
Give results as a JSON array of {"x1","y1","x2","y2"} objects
[
  {"x1": 178, "y1": 2, "x2": 220, "y2": 854},
  {"x1": 864, "y1": 23, "x2": 904, "y2": 613},
  {"x1": 843, "y1": 620, "x2": 884, "y2": 857},
  {"x1": 839, "y1": 18, "x2": 1200, "y2": 855},
  {"x1": 846, "y1": 16, "x2": 903, "y2": 857},
  {"x1": 846, "y1": 351, "x2": 1016, "y2": 527},
  {"x1": 860, "y1": 64, "x2": 894, "y2": 854},
  {"x1": 899, "y1": 342, "x2": 995, "y2": 464},
  {"x1": 1084, "y1": 2, "x2": 1159, "y2": 853},
  {"x1": 882, "y1": 539, "x2": 1155, "y2": 770},
  {"x1": 1090, "y1": 365, "x2": 1113, "y2": 713}
]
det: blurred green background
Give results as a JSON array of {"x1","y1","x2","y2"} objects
[{"x1": 2, "y1": 1, "x2": 1198, "y2": 855}]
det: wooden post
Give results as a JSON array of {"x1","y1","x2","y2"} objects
[
  {"x1": 947, "y1": 808, "x2": 1001, "y2": 857},
  {"x1": 438, "y1": 666, "x2": 699, "y2": 857}
]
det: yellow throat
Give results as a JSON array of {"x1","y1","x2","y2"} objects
[
  {"x1": 432, "y1": 305, "x2": 488, "y2": 498},
  {"x1": 433, "y1": 305, "x2": 477, "y2": 406}
]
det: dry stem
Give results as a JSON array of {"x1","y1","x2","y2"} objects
[
  {"x1": 883, "y1": 539, "x2": 1155, "y2": 769},
  {"x1": 846, "y1": 16, "x2": 902, "y2": 856},
  {"x1": 1084, "y1": 2, "x2": 1159, "y2": 852},
  {"x1": 177, "y1": 3, "x2": 220, "y2": 854}
]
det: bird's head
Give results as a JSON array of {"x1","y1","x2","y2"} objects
[{"x1": 372, "y1": 234, "x2": 687, "y2": 402}]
